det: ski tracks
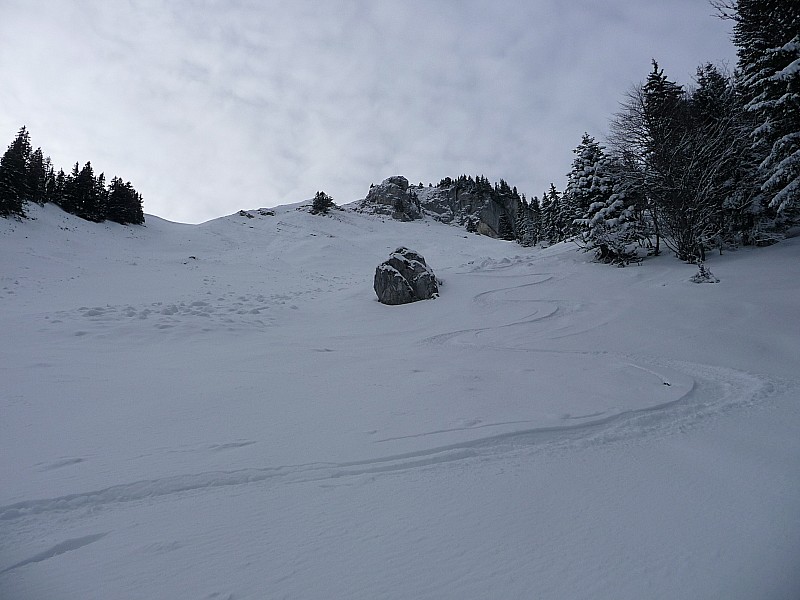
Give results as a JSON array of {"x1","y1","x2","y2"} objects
[
  {"x1": 0, "y1": 252, "x2": 788, "y2": 577},
  {"x1": 0, "y1": 358, "x2": 779, "y2": 529},
  {"x1": 3, "y1": 258, "x2": 782, "y2": 527}
]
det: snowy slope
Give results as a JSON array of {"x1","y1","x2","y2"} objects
[{"x1": 1, "y1": 203, "x2": 799, "y2": 599}]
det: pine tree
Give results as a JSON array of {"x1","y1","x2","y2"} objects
[
  {"x1": 497, "y1": 212, "x2": 514, "y2": 240},
  {"x1": 74, "y1": 161, "x2": 99, "y2": 221},
  {"x1": 576, "y1": 155, "x2": 641, "y2": 263},
  {"x1": 564, "y1": 133, "x2": 614, "y2": 237},
  {"x1": 528, "y1": 195, "x2": 542, "y2": 245},
  {"x1": 57, "y1": 162, "x2": 80, "y2": 215},
  {"x1": 539, "y1": 190, "x2": 553, "y2": 244},
  {"x1": 26, "y1": 147, "x2": 48, "y2": 205},
  {"x1": 691, "y1": 63, "x2": 758, "y2": 246},
  {"x1": 622, "y1": 61, "x2": 729, "y2": 259},
  {"x1": 642, "y1": 61, "x2": 688, "y2": 210},
  {"x1": 0, "y1": 127, "x2": 32, "y2": 216},
  {"x1": 540, "y1": 185, "x2": 565, "y2": 243},
  {"x1": 50, "y1": 168, "x2": 66, "y2": 206},
  {"x1": 311, "y1": 191, "x2": 335, "y2": 214},
  {"x1": 106, "y1": 177, "x2": 145, "y2": 225},
  {"x1": 731, "y1": 0, "x2": 800, "y2": 215},
  {"x1": 514, "y1": 195, "x2": 535, "y2": 246},
  {"x1": 94, "y1": 172, "x2": 108, "y2": 221},
  {"x1": 42, "y1": 156, "x2": 56, "y2": 205}
]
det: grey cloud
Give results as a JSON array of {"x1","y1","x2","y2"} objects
[{"x1": 0, "y1": 0, "x2": 737, "y2": 223}]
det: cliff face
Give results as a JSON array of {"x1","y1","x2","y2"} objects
[
  {"x1": 360, "y1": 175, "x2": 522, "y2": 241},
  {"x1": 363, "y1": 176, "x2": 421, "y2": 222}
]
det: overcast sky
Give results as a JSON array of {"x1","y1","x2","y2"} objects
[{"x1": 1, "y1": 0, "x2": 737, "y2": 224}]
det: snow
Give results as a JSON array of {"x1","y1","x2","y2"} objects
[{"x1": 1, "y1": 203, "x2": 799, "y2": 599}]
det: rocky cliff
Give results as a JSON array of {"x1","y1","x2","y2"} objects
[{"x1": 358, "y1": 175, "x2": 527, "y2": 242}]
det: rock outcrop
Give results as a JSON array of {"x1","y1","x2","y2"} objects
[
  {"x1": 413, "y1": 178, "x2": 519, "y2": 240},
  {"x1": 374, "y1": 247, "x2": 439, "y2": 305},
  {"x1": 360, "y1": 175, "x2": 522, "y2": 241},
  {"x1": 364, "y1": 176, "x2": 422, "y2": 221}
]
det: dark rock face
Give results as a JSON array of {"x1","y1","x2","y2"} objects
[
  {"x1": 364, "y1": 176, "x2": 421, "y2": 221},
  {"x1": 374, "y1": 247, "x2": 439, "y2": 305},
  {"x1": 417, "y1": 183, "x2": 517, "y2": 239},
  {"x1": 373, "y1": 264, "x2": 415, "y2": 305},
  {"x1": 360, "y1": 176, "x2": 520, "y2": 240}
]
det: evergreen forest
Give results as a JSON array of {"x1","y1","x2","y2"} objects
[{"x1": 0, "y1": 126, "x2": 144, "y2": 225}]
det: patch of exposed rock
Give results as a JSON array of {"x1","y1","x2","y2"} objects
[
  {"x1": 363, "y1": 176, "x2": 422, "y2": 221},
  {"x1": 359, "y1": 175, "x2": 522, "y2": 241},
  {"x1": 374, "y1": 247, "x2": 439, "y2": 305}
]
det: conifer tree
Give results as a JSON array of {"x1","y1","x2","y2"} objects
[
  {"x1": 690, "y1": 63, "x2": 758, "y2": 244},
  {"x1": 25, "y1": 147, "x2": 48, "y2": 205},
  {"x1": 564, "y1": 133, "x2": 613, "y2": 237},
  {"x1": 497, "y1": 212, "x2": 514, "y2": 240},
  {"x1": 94, "y1": 172, "x2": 108, "y2": 221},
  {"x1": 731, "y1": 0, "x2": 800, "y2": 215},
  {"x1": 50, "y1": 168, "x2": 66, "y2": 206},
  {"x1": 539, "y1": 190, "x2": 553, "y2": 243},
  {"x1": 540, "y1": 185, "x2": 565, "y2": 243},
  {"x1": 57, "y1": 162, "x2": 80, "y2": 215},
  {"x1": 106, "y1": 177, "x2": 145, "y2": 224},
  {"x1": 576, "y1": 155, "x2": 642, "y2": 263},
  {"x1": 611, "y1": 61, "x2": 745, "y2": 260},
  {"x1": 514, "y1": 195, "x2": 535, "y2": 246},
  {"x1": 311, "y1": 191, "x2": 335, "y2": 214},
  {"x1": 528, "y1": 195, "x2": 542, "y2": 245},
  {"x1": 0, "y1": 127, "x2": 32, "y2": 216},
  {"x1": 74, "y1": 161, "x2": 99, "y2": 221}
]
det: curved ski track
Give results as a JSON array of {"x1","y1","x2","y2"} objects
[
  {"x1": 0, "y1": 257, "x2": 783, "y2": 536},
  {"x1": 0, "y1": 363, "x2": 777, "y2": 525}
]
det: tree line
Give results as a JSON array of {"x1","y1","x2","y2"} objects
[
  {"x1": 0, "y1": 126, "x2": 144, "y2": 225},
  {"x1": 427, "y1": 3, "x2": 797, "y2": 263},
  {"x1": 500, "y1": 1, "x2": 797, "y2": 263},
  {"x1": 561, "y1": 0, "x2": 798, "y2": 264}
]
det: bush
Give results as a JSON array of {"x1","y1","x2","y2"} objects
[{"x1": 311, "y1": 191, "x2": 335, "y2": 214}]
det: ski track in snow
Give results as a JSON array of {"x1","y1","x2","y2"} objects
[
  {"x1": 3, "y1": 210, "x2": 797, "y2": 596},
  {"x1": 0, "y1": 248, "x2": 784, "y2": 533},
  {"x1": 0, "y1": 533, "x2": 108, "y2": 576},
  {"x1": 0, "y1": 358, "x2": 777, "y2": 528}
]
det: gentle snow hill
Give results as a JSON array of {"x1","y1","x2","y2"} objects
[{"x1": 1, "y1": 202, "x2": 799, "y2": 600}]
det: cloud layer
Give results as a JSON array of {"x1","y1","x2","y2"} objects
[{"x1": 1, "y1": 0, "x2": 737, "y2": 223}]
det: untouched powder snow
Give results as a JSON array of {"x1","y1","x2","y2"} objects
[{"x1": 1, "y1": 203, "x2": 799, "y2": 599}]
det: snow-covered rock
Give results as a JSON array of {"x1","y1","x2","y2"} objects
[
  {"x1": 362, "y1": 175, "x2": 520, "y2": 240},
  {"x1": 364, "y1": 176, "x2": 421, "y2": 221},
  {"x1": 374, "y1": 247, "x2": 438, "y2": 304}
]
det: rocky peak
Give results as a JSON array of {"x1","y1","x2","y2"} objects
[
  {"x1": 364, "y1": 176, "x2": 421, "y2": 221},
  {"x1": 360, "y1": 175, "x2": 524, "y2": 242}
]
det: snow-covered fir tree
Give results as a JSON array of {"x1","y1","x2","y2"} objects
[
  {"x1": 730, "y1": 0, "x2": 800, "y2": 215},
  {"x1": 539, "y1": 184, "x2": 567, "y2": 244},
  {"x1": 576, "y1": 155, "x2": 641, "y2": 264},
  {"x1": 564, "y1": 133, "x2": 614, "y2": 238}
]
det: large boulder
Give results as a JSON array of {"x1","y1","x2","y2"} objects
[{"x1": 374, "y1": 247, "x2": 439, "y2": 305}]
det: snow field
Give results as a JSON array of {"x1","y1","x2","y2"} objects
[{"x1": 1, "y1": 203, "x2": 799, "y2": 599}]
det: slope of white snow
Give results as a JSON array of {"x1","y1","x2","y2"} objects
[{"x1": 1, "y1": 203, "x2": 799, "y2": 599}]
